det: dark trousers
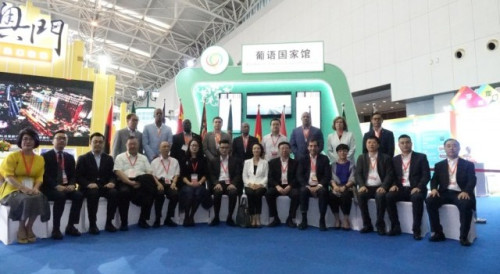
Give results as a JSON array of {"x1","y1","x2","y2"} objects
[
  {"x1": 212, "y1": 183, "x2": 238, "y2": 219},
  {"x1": 328, "y1": 189, "x2": 353, "y2": 216},
  {"x1": 118, "y1": 181, "x2": 155, "y2": 225},
  {"x1": 83, "y1": 187, "x2": 119, "y2": 226},
  {"x1": 245, "y1": 187, "x2": 266, "y2": 215},
  {"x1": 386, "y1": 187, "x2": 426, "y2": 233},
  {"x1": 43, "y1": 188, "x2": 83, "y2": 229},
  {"x1": 300, "y1": 186, "x2": 328, "y2": 218},
  {"x1": 154, "y1": 183, "x2": 179, "y2": 220},
  {"x1": 180, "y1": 185, "x2": 207, "y2": 218},
  {"x1": 358, "y1": 186, "x2": 387, "y2": 229},
  {"x1": 265, "y1": 186, "x2": 299, "y2": 219},
  {"x1": 426, "y1": 190, "x2": 474, "y2": 239}
]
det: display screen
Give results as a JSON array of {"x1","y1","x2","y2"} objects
[
  {"x1": 0, "y1": 72, "x2": 93, "y2": 146},
  {"x1": 246, "y1": 92, "x2": 292, "y2": 118}
]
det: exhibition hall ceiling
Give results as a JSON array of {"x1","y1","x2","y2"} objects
[{"x1": 10, "y1": 0, "x2": 271, "y2": 104}]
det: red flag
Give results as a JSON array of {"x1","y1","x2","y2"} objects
[
  {"x1": 280, "y1": 105, "x2": 287, "y2": 137},
  {"x1": 104, "y1": 104, "x2": 113, "y2": 154},
  {"x1": 254, "y1": 105, "x2": 262, "y2": 142},
  {"x1": 200, "y1": 101, "x2": 207, "y2": 140},
  {"x1": 176, "y1": 101, "x2": 184, "y2": 134}
]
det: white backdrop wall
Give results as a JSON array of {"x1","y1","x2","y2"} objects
[{"x1": 154, "y1": 0, "x2": 500, "y2": 110}]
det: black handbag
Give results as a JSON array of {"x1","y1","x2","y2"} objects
[{"x1": 235, "y1": 195, "x2": 251, "y2": 228}]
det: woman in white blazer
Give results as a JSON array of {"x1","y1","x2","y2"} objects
[
  {"x1": 242, "y1": 143, "x2": 268, "y2": 227},
  {"x1": 327, "y1": 116, "x2": 356, "y2": 164}
]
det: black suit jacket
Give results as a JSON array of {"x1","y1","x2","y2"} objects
[
  {"x1": 170, "y1": 132, "x2": 202, "y2": 161},
  {"x1": 430, "y1": 158, "x2": 476, "y2": 197},
  {"x1": 297, "y1": 154, "x2": 331, "y2": 188},
  {"x1": 232, "y1": 135, "x2": 259, "y2": 161},
  {"x1": 41, "y1": 150, "x2": 76, "y2": 191},
  {"x1": 355, "y1": 153, "x2": 394, "y2": 190},
  {"x1": 208, "y1": 156, "x2": 243, "y2": 193},
  {"x1": 393, "y1": 152, "x2": 430, "y2": 191},
  {"x1": 362, "y1": 129, "x2": 395, "y2": 158},
  {"x1": 268, "y1": 157, "x2": 299, "y2": 189},
  {"x1": 76, "y1": 151, "x2": 116, "y2": 189}
]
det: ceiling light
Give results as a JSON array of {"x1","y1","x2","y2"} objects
[
  {"x1": 91, "y1": 21, "x2": 98, "y2": 27},
  {"x1": 186, "y1": 59, "x2": 195, "y2": 67}
]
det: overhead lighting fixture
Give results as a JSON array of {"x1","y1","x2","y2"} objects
[
  {"x1": 91, "y1": 20, "x2": 98, "y2": 27},
  {"x1": 186, "y1": 59, "x2": 195, "y2": 67}
]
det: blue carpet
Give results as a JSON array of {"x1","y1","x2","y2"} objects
[{"x1": 1, "y1": 197, "x2": 498, "y2": 274}]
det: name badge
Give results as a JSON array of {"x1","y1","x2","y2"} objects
[
  {"x1": 271, "y1": 150, "x2": 278, "y2": 157},
  {"x1": 225, "y1": 179, "x2": 230, "y2": 185},
  {"x1": 22, "y1": 178, "x2": 34, "y2": 189},
  {"x1": 165, "y1": 179, "x2": 171, "y2": 185},
  {"x1": 191, "y1": 174, "x2": 198, "y2": 183},
  {"x1": 282, "y1": 178, "x2": 288, "y2": 185},
  {"x1": 181, "y1": 144, "x2": 188, "y2": 151},
  {"x1": 127, "y1": 169, "x2": 136, "y2": 178},
  {"x1": 62, "y1": 171, "x2": 68, "y2": 185}
]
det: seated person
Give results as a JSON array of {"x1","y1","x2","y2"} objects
[
  {"x1": 41, "y1": 130, "x2": 83, "y2": 239},
  {"x1": 242, "y1": 143, "x2": 268, "y2": 228},
  {"x1": 355, "y1": 136, "x2": 394, "y2": 235},
  {"x1": 114, "y1": 136, "x2": 162, "y2": 230},
  {"x1": 208, "y1": 140, "x2": 242, "y2": 226},
  {"x1": 150, "y1": 141, "x2": 180, "y2": 227},
  {"x1": 297, "y1": 139, "x2": 331, "y2": 231},
  {"x1": 265, "y1": 141, "x2": 299, "y2": 228},
  {"x1": 328, "y1": 144, "x2": 355, "y2": 230},
  {"x1": 76, "y1": 132, "x2": 119, "y2": 234},
  {"x1": 426, "y1": 138, "x2": 476, "y2": 246}
]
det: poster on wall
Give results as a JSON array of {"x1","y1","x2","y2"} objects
[
  {"x1": 218, "y1": 93, "x2": 242, "y2": 132},
  {"x1": 295, "y1": 91, "x2": 321, "y2": 128}
]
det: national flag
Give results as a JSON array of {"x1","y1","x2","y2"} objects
[
  {"x1": 177, "y1": 100, "x2": 184, "y2": 134},
  {"x1": 280, "y1": 105, "x2": 287, "y2": 137},
  {"x1": 200, "y1": 100, "x2": 207, "y2": 140},
  {"x1": 104, "y1": 102, "x2": 113, "y2": 154},
  {"x1": 341, "y1": 103, "x2": 346, "y2": 119},
  {"x1": 162, "y1": 99, "x2": 166, "y2": 124},
  {"x1": 227, "y1": 100, "x2": 233, "y2": 138},
  {"x1": 131, "y1": 101, "x2": 136, "y2": 114},
  {"x1": 254, "y1": 105, "x2": 262, "y2": 142}
]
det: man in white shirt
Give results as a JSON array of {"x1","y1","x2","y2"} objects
[
  {"x1": 355, "y1": 136, "x2": 394, "y2": 235},
  {"x1": 426, "y1": 138, "x2": 476, "y2": 246},
  {"x1": 115, "y1": 136, "x2": 163, "y2": 230},
  {"x1": 262, "y1": 118, "x2": 288, "y2": 161},
  {"x1": 150, "y1": 141, "x2": 180, "y2": 227}
]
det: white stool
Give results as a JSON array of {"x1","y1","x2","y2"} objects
[
  {"x1": 0, "y1": 205, "x2": 49, "y2": 245},
  {"x1": 438, "y1": 204, "x2": 476, "y2": 242},
  {"x1": 209, "y1": 195, "x2": 237, "y2": 222},
  {"x1": 396, "y1": 201, "x2": 430, "y2": 236},
  {"x1": 82, "y1": 198, "x2": 119, "y2": 232}
]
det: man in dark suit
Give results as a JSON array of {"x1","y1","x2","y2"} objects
[
  {"x1": 41, "y1": 130, "x2": 83, "y2": 240},
  {"x1": 355, "y1": 136, "x2": 394, "y2": 235},
  {"x1": 290, "y1": 112, "x2": 324, "y2": 160},
  {"x1": 232, "y1": 122, "x2": 259, "y2": 161},
  {"x1": 170, "y1": 119, "x2": 201, "y2": 161},
  {"x1": 297, "y1": 139, "x2": 331, "y2": 231},
  {"x1": 76, "y1": 132, "x2": 119, "y2": 234},
  {"x1": 426, "y1": 138, "x2": 476, "y2": 246},
  {"x1": 208, "y1": 140, "x2": 242, "y2": 226},
  {"x1": 266, "y1": 141, "x2": 299, "y2": 228},
  {"x1": 362, "y1": 112, "x2": 395, "y2": 158},
  {"x1": 112, "y1": 113, "x2": 143, "y2": 158},
  {"x1": 386, "y1": 134, "x2": 430, "y2": 239}
]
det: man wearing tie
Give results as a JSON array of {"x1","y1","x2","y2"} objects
[
  {"x1": 76, "y1": 132, "x2": 119, "y2": 234},
  {"x1": 290, "y1": 112, "x2": 324, "y2": 160},
  {"x1": 143, "y1": 108, "x2": 173, "y2": 162},
  {"x1": 170, "y1": 119, "x2": 201, "y2": 161},
  {"x1": 232, "y1": 122, "x2": 259, "y2": 161},
  {"x1": 426, "y1": 138, "x2": 476, "y2": 246},
  {"x1": 41, "y1": 130, "x2": 83, "y2": 240},
  {"x1": 208, "y1": 139, "x2": 242, "y2": 226}
]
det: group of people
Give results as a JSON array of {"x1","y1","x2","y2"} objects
[{"x1": 0, "y1": 109, "x2": 476, "y2": 247}]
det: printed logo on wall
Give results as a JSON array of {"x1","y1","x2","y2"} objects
[{"x1": 200, "y1": 46, "x2": 230, "y2": 75}]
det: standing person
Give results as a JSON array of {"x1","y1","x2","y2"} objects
[
  {"x1": 362, "y1": 112, "x2": 395, "y2": 158},
  {"x1": 112, "y1": 113, "x2": 143, "y2": 158},
  {"x1": 179, "y1": 139, "x2": 209, "y2": 227},
  {"x1": 328, "y1": 144, "x2": 356, "y2": 230},
  {"x1": 426, "y1": 138, "x2": 476, "y2": 246},
  {"x1": 242, "y1": 143, "x2": 268, "y2": 228},
  {"x1": 290, "y1": 112, "x2": 324, "y2": 160},
  {"x1": 262, "y1": 118, "x2": 288, "y2": 161},
  {"x1": 203, "y1": 117, "x2": 232, "y2": 162},
  {"x1": 76, "y1": 132, "x2": 119, "y2": 234},
  {"x1": 327, "y1": 116, "x2": 356, "y2": 163},
  {"x1": 150, "y1": 141, "x2": 180, "y2": 227},
  {"x1": 170, "y1": 119, "x2": 201, "y2": 162},
  {"x1": 143, "y1": 108, "x2": 173, "y2": 162},
  {"x1": 41, "y1": 130, "x2": 83, "y2": 240},
  {"x1": 355, "y1": 136, "x2": 394, "y2": 235},
  {"x1": 115, "y1": 136, "x2": 162, "y2": 230},
  {"x1": 0, "y1": 128, "x2": 50, "y2": 244},
  {"x1": 297, "y1": 139, "x2": 331, "y2": 231},
  {"x1": 208, "y1": 140, "x2": 242, "y2": 226},
  {"x1": 386, "y1": 135, "x2": 430, "y2": 239},
  {"x1": 232, "y1": 122, "x2": 259, "y2": 161},
  {"x1": 265, "y1": 141, "x2": 299, "y2": 228}
]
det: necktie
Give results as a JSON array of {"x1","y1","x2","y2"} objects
[{"x1": 57, "y1": 151, "x2": 64, "y2": 184}]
